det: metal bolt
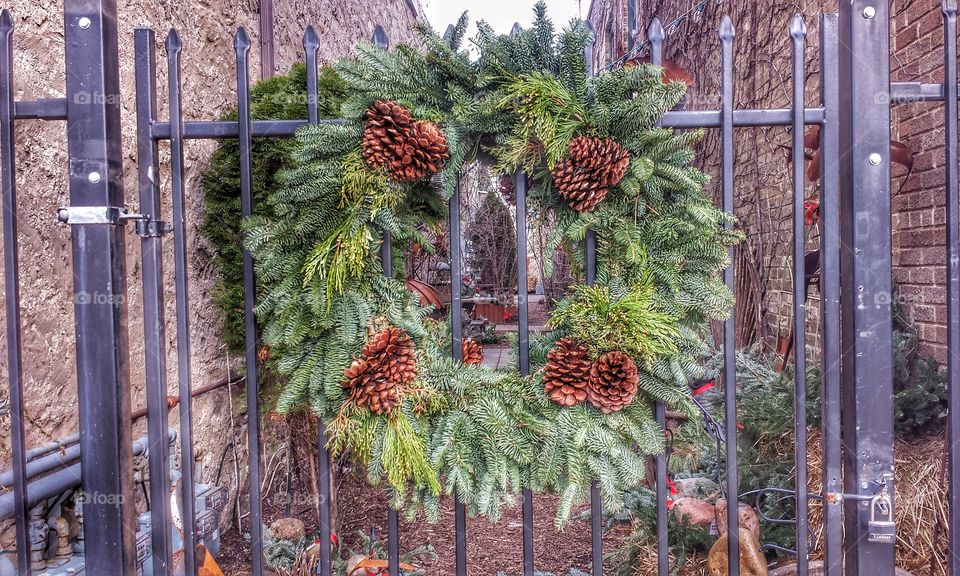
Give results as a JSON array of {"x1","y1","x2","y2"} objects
[
  {"x1": 87, "y1": 172, "x2": 101, "y2": 184},
  {"x1": 78, "y1": 17, "x2": 91, "y2": 29},
  {"x1": 863, "y1": 6, "x2": 876, "y2": 19},
  {"x1": 861, "y1": 481, "x2": 870, "y2": 490},
  {"x1": 869, "y1": 153, "x2": 882, "y2": 166}
]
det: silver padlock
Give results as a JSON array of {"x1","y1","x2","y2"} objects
[{"x1": 867, "y1": 493, "x2": 896, "y2": 544}]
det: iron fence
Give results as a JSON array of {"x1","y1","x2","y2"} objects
[{"x1": 1, "y1": 1, "x2": 960, "y2": 575}]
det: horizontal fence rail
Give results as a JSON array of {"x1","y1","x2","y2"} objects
[{"x1": 1, "y1": 2, "x2": 960, "y2": 575}]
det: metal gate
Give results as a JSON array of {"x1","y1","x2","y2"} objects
[{"x1": 0, "y1": 1, "x2": 957, "y2": 575}]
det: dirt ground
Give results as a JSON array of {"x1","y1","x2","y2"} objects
[{"x1": 217, "y1": 464, "x2": 631, "y2": 575}]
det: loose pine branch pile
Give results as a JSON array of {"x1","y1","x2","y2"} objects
[{"x1": 246, "y1": 3, "x2": 741, "y2": 527}]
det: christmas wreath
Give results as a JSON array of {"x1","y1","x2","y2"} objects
[{"x1": 246, "y1": 4, "x2": 740, "y2": 526}]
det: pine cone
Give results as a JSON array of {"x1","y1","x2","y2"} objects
[
  {"x1": 461, "y1": 338, "x2": 484, "y2": 366},
  {"x1": 341, "y1": 326, "x2": 418, "y2": 414},
  {"x1": 389, "y1": 120, "x2": 450, "y2": 182},
  {"x1": 586, "y1": 351, "x2": 639, "y2": 414},
  {"x1": 363, "y1": 100, "x2": 414, "y2": 170},
  {"x1": 543, "y1": 338, "x2": 591, "y2": 407},
  {"x1": 362, "y1": 100, "x2": 449, "y2": 182},
  {"x1": 553, "y1": 136, "x2": 630, "y2": 212}
]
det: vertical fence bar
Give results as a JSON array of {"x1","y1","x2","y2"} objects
[
  {"x1": 943, "y1": 3, "x2": 960, "y2": 575},
  {"x1": 648, "y1": 17, "x2": 669, "y2": 576},
  {"x1": 0, "y1": 10, "x2": 30, "y2": 574},
  {"x1": 516, "y1": 170, "x2": 534, "y2": 576},
  {"x1": 789, "y1": 15, "x2": 809, "y2": 576},
  {"x1": 581, "y1": 21, "x2": 603, "y2": 576},
  {"x1": 63, "y1": 0, "x2": 137, "y2": 570},
  {"x1": 165, "y1": 30, "x2": 198, "y2": 575},
  {"x1": 719, "y1": 16, "x2": 740, "y2": 576},
  {"x1": 367, "y1": 24, "x2": 402, "y2": 576},
  {"x1": 837, "y1": 3, "x2": 895, "y2": 575},
  {"x1": 303, "y1": 25, "x2": 333, "y2": 576},
  {"x1": 235, "y1": 27, "x2": 264, "y2": 576},
  {"x1": 449, "y1": 177, "x2": 468, "y2": 576},
  {"x1": 135, "y1": 27, "x2": 174, "y2": 575},
  {"x1": 817, "y1": 13, "x2": 843, "y2": 576}
]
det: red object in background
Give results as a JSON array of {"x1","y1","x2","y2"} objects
[
  {"x1": 804, "y1": 197, "x2": 821, "y2": 226},
  {"x1": 692, "y1": 381, "x2": 714, "y2": 396}
]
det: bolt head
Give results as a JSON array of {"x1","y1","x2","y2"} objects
[
  {"x1": 869, "y1": 153, "x2": 882, "y2": 166},
  {"x1": 78, "y1": 17, "x2": 91, "y2": 29},
  {"x1": 87, "y1": 171, "x2": 101, "y2": 184},
  {"x1": 863, "y1": 6, "x2": 876, "y2": 19}
]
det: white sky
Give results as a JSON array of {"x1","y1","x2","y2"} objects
[{"x1": 423, "y1": 0, "x2": 587, "y2": 41}]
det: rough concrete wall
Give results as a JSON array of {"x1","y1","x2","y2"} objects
[{"x1": 0, "y1": 0, "x2": 418, "y2": 521}]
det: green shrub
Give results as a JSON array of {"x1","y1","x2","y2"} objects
[{"x1": 200, "y1": 64, "x2": 346, "y2": 352}]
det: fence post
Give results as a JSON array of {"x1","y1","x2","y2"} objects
[
  {"x1": 62, "y1": 0, "x2": 137, "y2": 572},
  {"x1": 837, "y1": 3, "x2": 896, "y2": 576}
]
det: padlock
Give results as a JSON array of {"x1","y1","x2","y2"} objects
[{"x1": 867, "y1": 493, "x2": 896, "y2": 544}]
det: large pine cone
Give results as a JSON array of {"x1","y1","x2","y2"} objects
[
  {"x1": 362, "y1": 100, "x2": 449, "y2": 182},
  {"x1": 341, "y1": 326, "x2": 418, "y2": 414},
  {"x1": 461, "y1": 338, "x2": 484, "y2": 366},
  {"x1": 544, "y1": 338, "x2": 591, "y2": 407},
  {"x1": 363, "y1": 100, "x2": 414, "y2": 170},
  {"x1": 586, "y1": 351, "x2": 639, "y2": 414},
  {"x1": 553, "y1": 136, "x2": 630, "y2": 212}
]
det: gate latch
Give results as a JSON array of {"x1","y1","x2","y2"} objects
[{"x1": 56, "y1": 206, "x2": 169, "y2": 238}]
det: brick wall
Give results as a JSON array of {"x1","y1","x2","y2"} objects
[
  {"x1": 588, "y1": 0, "x2": 949, "y2": 361},
  {"x1": 891, "y1": 2, "x2": 950, "y2": 362}
]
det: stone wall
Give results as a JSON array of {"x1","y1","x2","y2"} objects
[{"x1": 0, "y1": 0, "x2": 419, "y2": 520}]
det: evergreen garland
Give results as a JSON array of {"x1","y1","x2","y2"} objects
[
  {"x1": 247, "y1": 4, "x2": 741, "y2": 527},
  {"x1": 200, "y1": 64, "x2": 347, "y2": 351}
]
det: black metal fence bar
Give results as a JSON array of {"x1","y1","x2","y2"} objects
[
  {"x1": 719, "y1": 15, "x2": 740, "y2": 576},
  {"x1": 647, "y1": 17, "x2": 669, "y2": 576},
  {"x1": 943, "y1": 3, "x2": 960, "y2": 575},
  {"x1": 134, "y1": 27, "x2": 175, "y2": 575},
  {"x1": 302, "y1": 25, "x2": 334, "y2": 576},
  {"x1": 579, "y1": 26, "x2": 604, "y2": 576},
  {"x1": 165, "y1": 30, "x2": 199, "y2": 576},
  {"x1": 661, "y1": 108, "x2": 825, "y2": 129},
  {"x1": 63, "y1": 0, "x2": 138, "y2": 570},
  {"x1": 235, "y1": 26, "x2": 265, "y2": 576},
  {"x1": 12, "y1": 98, "x2": 66, "y2": 120},
  {"x1": 0, "y1": 10, "x2": 29, "y2": 574},
  {"x1": 449, "y1": 175, "x2": 468, "y2": 576},
  {"x1": 365, "y1": 24, "x2": 403, "y2": 575},
  {"x1": 789, "y1": 14, "x2": 810, "y2": 576},
  {"x1": 817, "y1": 13, "x2": 843, "y2": 576},
  {"x1": 514, "y1": 169, "x2": 535, "y2": 576},
  {"x1": 837, "y1": 2, "x2": 895, "y2": 574}
]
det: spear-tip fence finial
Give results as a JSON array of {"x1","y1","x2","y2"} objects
[
  {"x1": 303, "y1": 25, "x2": 319, "y2": 52},
  {"x1": 0, "y1": 9, "x2": 13, "y2": 34},
  {"x1": 648, "y1": 17, "x2": 664, "y2": 43},
  {"x1": 944, "y1": 0, "x2": 958, "y2": 17},
  {"x1": 372, "y1": 25, "x2": 389, "y2": 51},
  {"x1": 165, "y1": 28, "x2": 182, "y2": 53},
  {"x1": 719, "y1": 15, "x2": 735, "y2": 41},
  {"x1": 234, "y1": 27, "x2": 251, "y2": 53},
  {"x1": 789, "y1": 14, "x2": 807, "y2": 38},
  {"x1": 510, "y1": 22, "x2": 523, "y2": 37},
  {"x1": 443, "y1": 23, "x2": 456, "y2": 43}
]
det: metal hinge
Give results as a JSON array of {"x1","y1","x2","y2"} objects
[{"x1": 56, "y1": 206, "x2": 169, "y2": 238}]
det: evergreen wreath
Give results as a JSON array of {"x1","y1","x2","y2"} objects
[{"x1": 246, "y1": 4, "x2": 741, "y2": 527}]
